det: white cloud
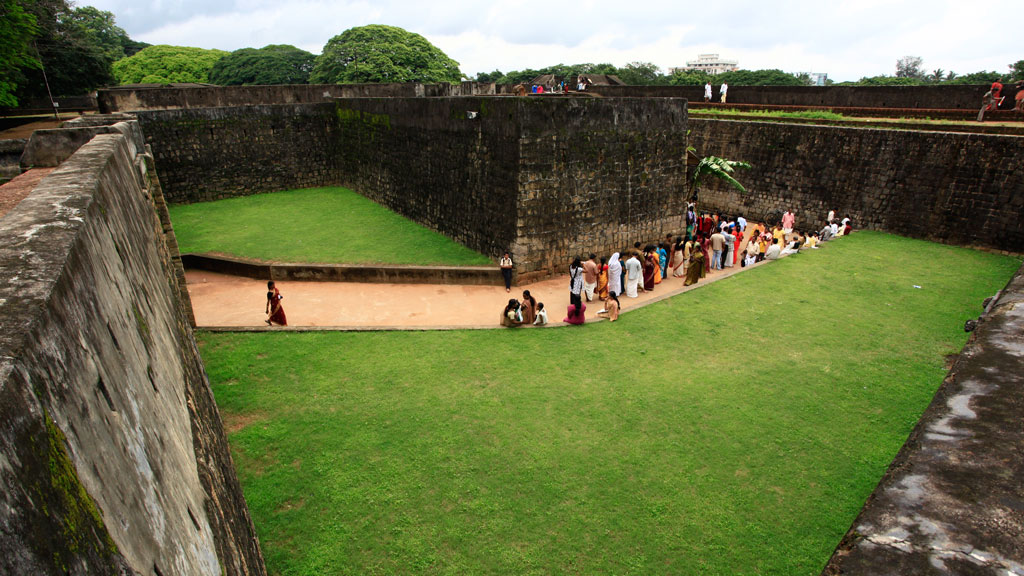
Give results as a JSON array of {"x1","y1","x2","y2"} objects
[{"x1": 87, "y1": 0, "x2": 1022, "y2": 82}]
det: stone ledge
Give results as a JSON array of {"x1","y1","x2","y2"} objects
[
  {"x1": 182, "y1": 253, "x2": 503, "y2": 285},
  {"x1": 822, "y1": 260, "x2": 1024, "y2": 575}
]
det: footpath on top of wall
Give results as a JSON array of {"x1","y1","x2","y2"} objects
[{"x1": 96, "y1": 83, "x2": 1001, "y2": 112}]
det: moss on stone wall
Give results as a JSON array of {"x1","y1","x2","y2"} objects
[{"x1": 35, "y1": 411, "x2": 118, "y2": 569}]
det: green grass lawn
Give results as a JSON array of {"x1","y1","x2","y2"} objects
[
  {"x1": 168, "y1": 187, "x2": 494, "y2": 266},
  {"x1": 198, "y1": 232, "x2": 1021, "y2": 575}
]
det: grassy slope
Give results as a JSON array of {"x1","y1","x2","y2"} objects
[
  {"x1": 168, "y1": 187, "x2": 493, "y2": 266},
  {"x1": 199, "y1": 232, "x2": 1020, "y2": 575}
]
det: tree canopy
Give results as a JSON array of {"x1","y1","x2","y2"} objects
[
  {"x1": 2, "y1": 1, "x2": 148, "y2": 104},
  {"x1": 1010, "y1": 60, "x2": 1024, "y2": 82},
  {"x1": 715, "y1": 69, "x2": 805, "y2": 86},
  {"x1": 0, "y1": 0, "x2": 40, "y2": 106},
  {"x1": 113, "y1": 45, "x2": 229, "y2": 84},
  {"x1": 209, "y1": 45, "x2": 315, "y2": 85},
  {"x1": 311, "y1": 25, "x2": 462, "y2": 84}
]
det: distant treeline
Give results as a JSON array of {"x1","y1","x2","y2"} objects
[{"x1": 3, "y1": 2, "x2": 1020, "y2": 108}]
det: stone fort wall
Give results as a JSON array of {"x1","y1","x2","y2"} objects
[
  {"x1": 688, "y1": 118, "x2": 1024, "y2": 253},
  {"x1": 332, "y1": 97, "x2": 688, "y2": 280},
  {"x1": 99, "y1": 83, "x2": 998, "y2": 112},
  {"x1": 136, "y1": 98, "x2": 690, "y2": 279},
  {"x1": 0, "y1": 124, "x2": 264, "y2": 574},
  {"x1": 586, "y1": 84, "x2": 996, "y2": 109}
]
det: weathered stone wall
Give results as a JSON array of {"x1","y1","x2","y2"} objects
[
  {"x1": 98, "y1": 82, "x2": 496, "y2": 113},
  {"x1": 0, "y1": 127, "x2": 264, "y2": 574},
  {"x1": 587, "y1": 84, "x2": 995, "y2": 109},
  {"x1": 689, "y1": 119, "x2": 1024, "y2": 253},
  {"x1": 134, "y1": 104, "x2": 340, "y2": 203},
  {"x1": 823, "y1": 261, "x2": 1024, "y2": 575},
  {"x1": 333, "y1": 97, "x2": 521, "y2": 263},
  {"x1": 332, "y1": 97, "x2": 689, "y2": 278},
  {"x1": 514, "y1": 98, "x2": 688, "y2": 279}
]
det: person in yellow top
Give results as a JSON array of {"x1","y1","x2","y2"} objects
[{"x1": 771, "y1": 225, "x2": 785, "y2": 248}]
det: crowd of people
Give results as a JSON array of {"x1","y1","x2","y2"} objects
[
  {"x1": 500, "y1": 205, "x2": 854, "y2": 328},
  {"x1": 259, "y1": 208, "x2": 854, "y2": 329}
]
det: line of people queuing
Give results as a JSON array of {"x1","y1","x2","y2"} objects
[{"x1": 501, "y1": 205, "x2": 853, "y2": 328}]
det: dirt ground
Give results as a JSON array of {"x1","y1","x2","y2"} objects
[
  {"x1": 0, "y1": 168, "x2": 55, "y2": 219},
  {"x1": 187, "y1": 256, "x2": 762, "y2": 330}
]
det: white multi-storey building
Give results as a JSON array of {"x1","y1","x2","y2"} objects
[{"x1": 672, "y1": 54, "x2": 739, "y2": 75}]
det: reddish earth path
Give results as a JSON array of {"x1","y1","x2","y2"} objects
[
  {"x1": 0, "y1": 168, "x2": 55, "y2": 219},
  {"x1": 187, "y1": 258, "x2": 763, "y2": 330}
]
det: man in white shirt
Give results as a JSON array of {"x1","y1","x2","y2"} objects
[
  {"x1": 624, "y1": 252, "x2": 643, "y2": 298},
  {"x1": 722, "y1": 228, "x2": 736, "y2": 268},
  {"x1": 704, "y1": 82, "x2": 712, "y2": 102},
  {"x1": 720, "y1": 82, "x2": 729, "y2": 103},
  {"x1": 765, "y1": 238, "x2": 782, "y2": 260}
]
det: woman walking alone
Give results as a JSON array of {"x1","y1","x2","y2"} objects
[{"x1": 265, "y1": 281, "x2": 287, "y2": 326}]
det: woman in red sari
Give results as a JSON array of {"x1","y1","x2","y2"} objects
[
  {"x1": 266, "y1": 281, "x2": 287, "y2": 326},
  {"x1": 698, "y1": 233, "x2": 710, "y2": 278},
  {"x1": 733, "y1": 229, "x2": 743, "y2": 266},
  {"x1": 642, "y1": 247, "x2": 657, "y2": 291}
]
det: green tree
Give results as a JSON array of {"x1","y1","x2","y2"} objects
[
  {"x1": 311, "y1": 25, "x2": 461, "y2": 84},
  {"x1": 1008, "y1": 60, "x2": 1024, "y2": 81},
  {"x1": 67, "y1": 6, "x2": 134, "y2": 62},
  {"x1": 846, "y1": 75, "x2": 921, "y2": 86},
  {"x1": 715, "y1": 69, "x2": 804, "y2": 86},
  {"x1": 474, "y1": 70, "x2": 506, "y2": 83},
  {"x1": 13, "y1": 0, "x2": 126, "y2": 99},
  {"x1": 113, "y1": 45, "x2": 229, "y2": 84},
  {"x1": 666, "y1": 69, "x2": 712, "y2": 86},
  {"x1": 209, "y1": 45, "x2": 315, "y2": 85},
  {"x1": 895, "y1": 55, "x2": 924, "y2": 79},
  {"x1": 945, "y1": 70, "x2": 1001, "y2": 85},
  {"x1": 689, "y1": 154, "x2": 751, "y2": 204},
  {"x1": 0, "y1": 0, "x2": 40, "y2": 106},
  {"x1": 615, "y1": 61, "x2": 665, "y2": 85}
]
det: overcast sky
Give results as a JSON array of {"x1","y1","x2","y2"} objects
[{"x1": 86, "y1": 0, "x2": 1019, "y2": 82}]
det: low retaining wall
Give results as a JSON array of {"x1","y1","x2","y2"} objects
[
  {"x1": 183, "y1": 253, "x2": 503, "y2": 285},
  {"x1": 823, "y1": 261, "x2": 1024, "y2": 575}
]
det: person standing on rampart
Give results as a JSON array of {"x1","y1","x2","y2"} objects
[
  {"x1": 720, "y1": 82, "x2": 729, "y2": 103},
  {"x1": 704, "y1": 81, "x2": 712, "y2": 102}
]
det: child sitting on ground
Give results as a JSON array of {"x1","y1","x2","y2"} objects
[{"x1": 533, "y1": 302, "x2": 548, "y2": 326}]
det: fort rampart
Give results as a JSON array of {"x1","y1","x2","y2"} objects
[
  {"x1": 0, "y1": 121, "x2": 264, "y2": 574},
  {"x1": 98, "y1": 83, "x2": 996, "y2": 112},
  {"x1": 689, "y1": 118, "x2": 1024, "y2": 253},
  {"x1": 134, "y1": 97, "x2": 690, "y2": 279},
  {"x1": 586, "y1": 84, "x2": 995, "y2": 109}
]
